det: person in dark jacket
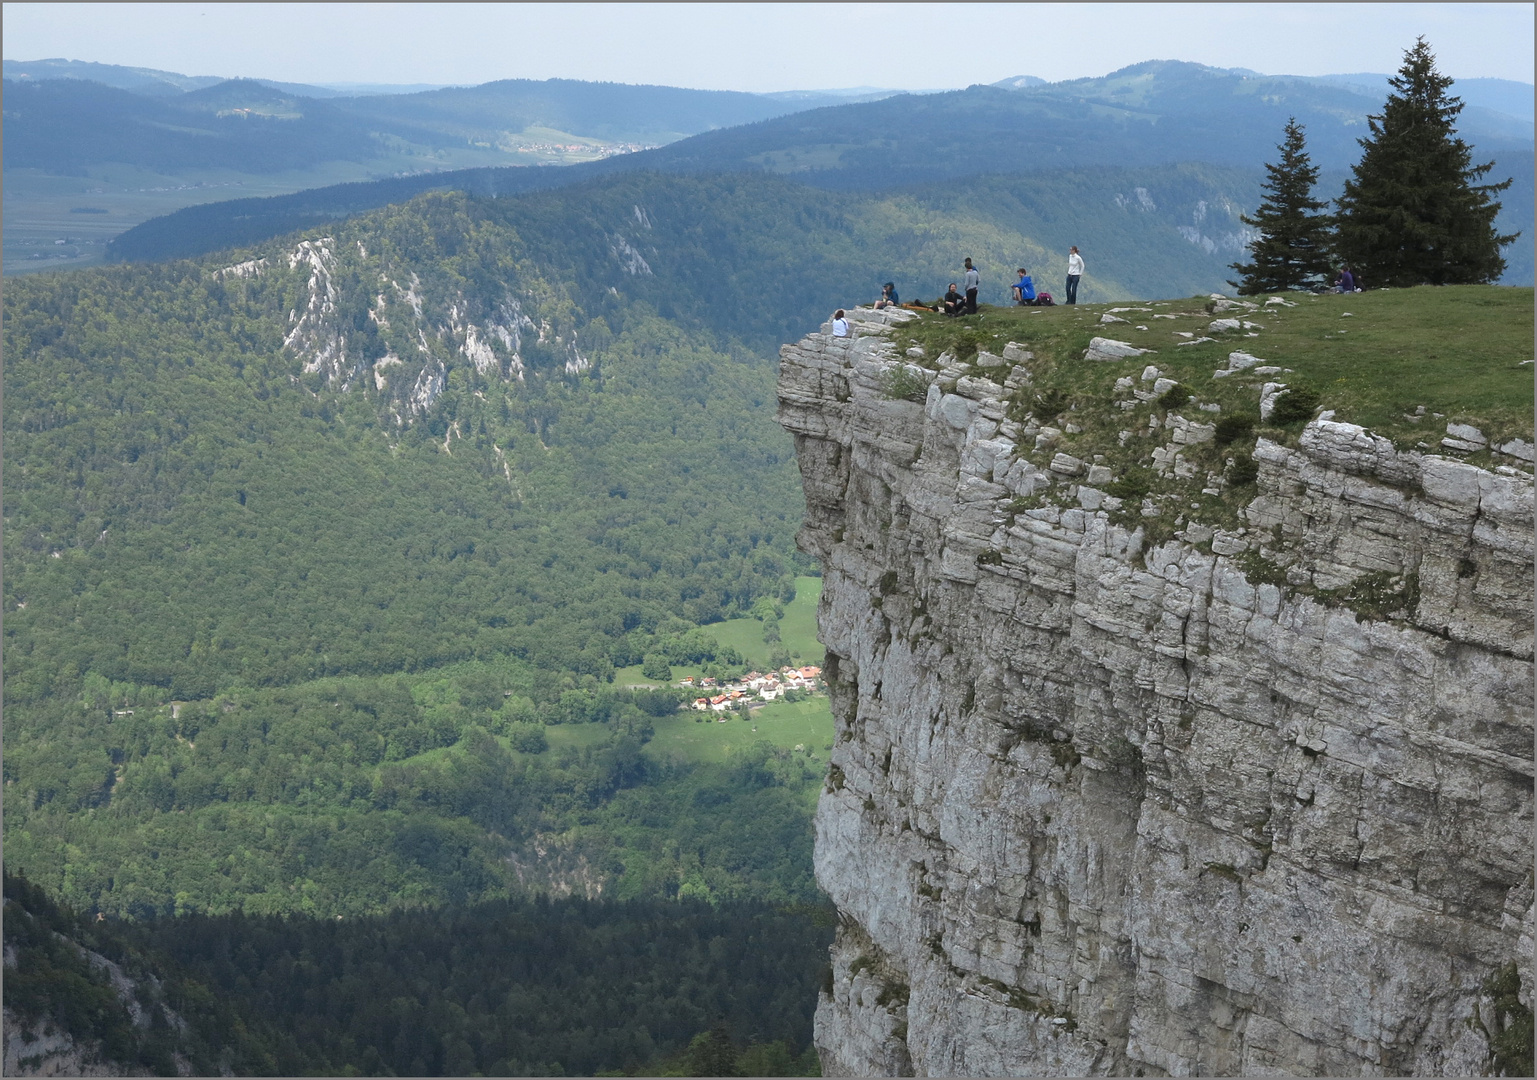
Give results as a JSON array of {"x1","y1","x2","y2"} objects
[
  {"x1": 874, "y1": 282, "x2": 899, "y2": 309},
  {"x1": 942, "y1": 283, "x2": 965, "y2": 316}
]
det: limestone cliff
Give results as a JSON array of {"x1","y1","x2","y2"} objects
[{"x1": 777, "y1": 308, "x2": 1534, "y2": 1076}]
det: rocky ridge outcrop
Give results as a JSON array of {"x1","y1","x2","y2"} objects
[
  {"x1": 216, "y1": 235, "x2": 587, "y2": 423},
  {"x1": 777, "y1": 308, "x2": 1534, "y2": 1076},
  {"x1": 3, "y1": 948, "x2": 194, "y2": 1078}
]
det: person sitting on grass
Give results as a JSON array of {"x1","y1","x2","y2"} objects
[
  {"x1": 874, "y1": 282, "x2": 899, "y2": 309},
  {"x1": 942, "y1": 282, "x2": 965, "y2": 316},
  {"x1": 1012, "y1": 268, "x2": 1037, "y2": 306}
]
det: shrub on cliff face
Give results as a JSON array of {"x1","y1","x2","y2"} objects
[
  {"x1": 1227, "y1": 452, "x2": 1260, "y2": 487},
  {"x1": 1214, "y1": 413, "x2": 1257, "y2": 445},
  {"x1": 1481, "y1": 962, "x2": 1534, "y2": 1078},
  {"x1": 882, "y1": 365, "x2": 930, "y2": 403},
  {"x1": 1269, "y1": 386, "x2": 1321, "y2": 426},
  {"x1": 1034, "y1": 387, "x2": 1071, "y2": 419},
  {"x1": 1157, "y1": 382, "x2": 1191, "y2": 409},
  {"x1": 1317, "y1": 571, "x2": 1422, "y2": 622},
  {"x1": 1105, "y1": 466, "x2": 1154, "y2": 502}
]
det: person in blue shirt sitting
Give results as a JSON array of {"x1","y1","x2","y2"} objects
[
  {"x1": 874, "y1": 282, "x2": 899, "y2": 309},
  {"x1": 1011, "y1": 268, "x2": 1037, "y2": 306}
]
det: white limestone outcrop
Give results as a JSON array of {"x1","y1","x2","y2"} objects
[
  {"x1": 777, "y1": 309, "x2": 1534, "y2": 1076},
  {"x1": 248, "y1": 237, "x2": 580, "y2": 418}
]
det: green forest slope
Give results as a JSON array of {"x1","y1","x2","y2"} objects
[
  {"x1": 3, "y1": 870, "x2": 829, "y2": 1076},
  {"x1": 6, "y1": 176, "x2": 870, "y2": 917}
]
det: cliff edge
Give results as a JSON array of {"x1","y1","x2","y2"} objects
[{"x1": 777, "y1": 306, "x2": 1533, "y2": 1076}]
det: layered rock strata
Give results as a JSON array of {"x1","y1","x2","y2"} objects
[{"x1": 777, "y1": 308, "x2": 1534, "y2": 1076}]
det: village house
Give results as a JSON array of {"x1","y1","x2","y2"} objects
[{"x1": 684, "y1": 667, "x2": 822, "y2": 712}]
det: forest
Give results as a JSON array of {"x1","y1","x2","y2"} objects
[
  {"x1": 1, "y1": 170, "x2": 862, "y2": 1072},
  {"x1": 3, "y1": 175, "x2": 870, "y2": 918},
  {"x1": 4, "y1": 870, "x2": 829, "y2": 1075}
]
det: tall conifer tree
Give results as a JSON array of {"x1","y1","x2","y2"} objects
[
  {"x1": 1335, "y1": 37, "x2": 1516, "y2": 286},
  {"x1": 1229, "y1": 118, "x2": 1333, "y2": 294}
]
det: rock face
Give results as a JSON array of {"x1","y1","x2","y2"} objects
[
  {"x1": 776, "y1": 310, "x2": 1534, "y2": 1076},
  {"x1": 222, "y1": 230, "x2": 586, "y2": 423}
]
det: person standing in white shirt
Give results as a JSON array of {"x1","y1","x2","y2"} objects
[
  {"x1": 963, "y1": 258, "x2": 980, "y2": 314},
  {"x1": 1066, "y1": 246, "x2": 1084, "y2": 305}
]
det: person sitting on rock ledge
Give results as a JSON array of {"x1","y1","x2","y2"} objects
[
  {"x1": 874, "y1": 282, "x2": 899, "y2": 309},
  {"x1": 942, "y1": 282, "x2": 966, "y2": 317},
  {"x1": 831, "y1": 309, "x2": 850, "y2": 337}
]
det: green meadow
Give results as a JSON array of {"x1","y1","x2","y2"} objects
[
  {"x1": 615, "y1": 575, "x2": 826, "y2": 686},
  {"x1": 642, "y1": 697, "x2": 834, "y2": 768}
]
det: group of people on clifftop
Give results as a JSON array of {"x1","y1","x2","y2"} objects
[
  {"x1": 864, "y1": 247, "x2": 1087, "y2": 322},
  {"x1": 844, "y1": 248, "x2": 1358, "y2": 331}
]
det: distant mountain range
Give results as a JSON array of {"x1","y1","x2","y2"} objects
[
  {"x1": 652, "y1": 59, "x2": 1529, "y2": 188},
  {"x1": 1299, "y1": 72, "x2": 1535, "y2": 123},
  {"x1": 989, "y1": 68, "x2": 1535, "y2": 123},
  {"x1": 1, "y1": 58, "x2": 900, "y2": 152},
  {"x1": 81, "y1": 59, "x2": 1530, "y2": 286},
  {"x1": 8, "y1": 57, "x2": 1529, "y2": 171},
  {"x1": 0, "y1": 56, "x2": 934, "y2": 103},
  {"x1": 5, "y1": 57, "x2": 1531, "y2": 286}
]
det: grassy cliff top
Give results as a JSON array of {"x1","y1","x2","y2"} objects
[
  {"x1": 881, "y1": 285, "x2": 1531, "y2": 545},
  {"x1": 897, "y1": 285, "x2": 1533, "y2": 456}
]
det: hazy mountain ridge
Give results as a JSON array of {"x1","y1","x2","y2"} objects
[
  {"x1": 2, "y1": 77, "x2": 383, "y2": 173},
  {"x1": 95, "y1": 59, "x2": 1533, "y2": 286},
  {"x1": 644, "y1": 60, "x2": 1530, "y2": 186},
  {"x1": 3, "y1": 56, "x2": 458, "y2": 97},
  {"x1": 1, "y1": 64, "x2": 892, "y2": 171}
]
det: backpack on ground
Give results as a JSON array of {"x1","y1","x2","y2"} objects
[{"x1": 1034, "y1": 292, "x2": 1054, "y2": 306}]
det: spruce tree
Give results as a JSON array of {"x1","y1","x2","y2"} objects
[
  {"x1": 1229, "y1": 118, "x2": 1334, "y2": 294},
  {"x1": 1335, "y1": 37, "x2": 1516, "y2": 286}
]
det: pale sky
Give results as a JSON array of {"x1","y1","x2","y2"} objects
[{"x1": 4, "y1": 2, "x2": 1533, "y2": 91}]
